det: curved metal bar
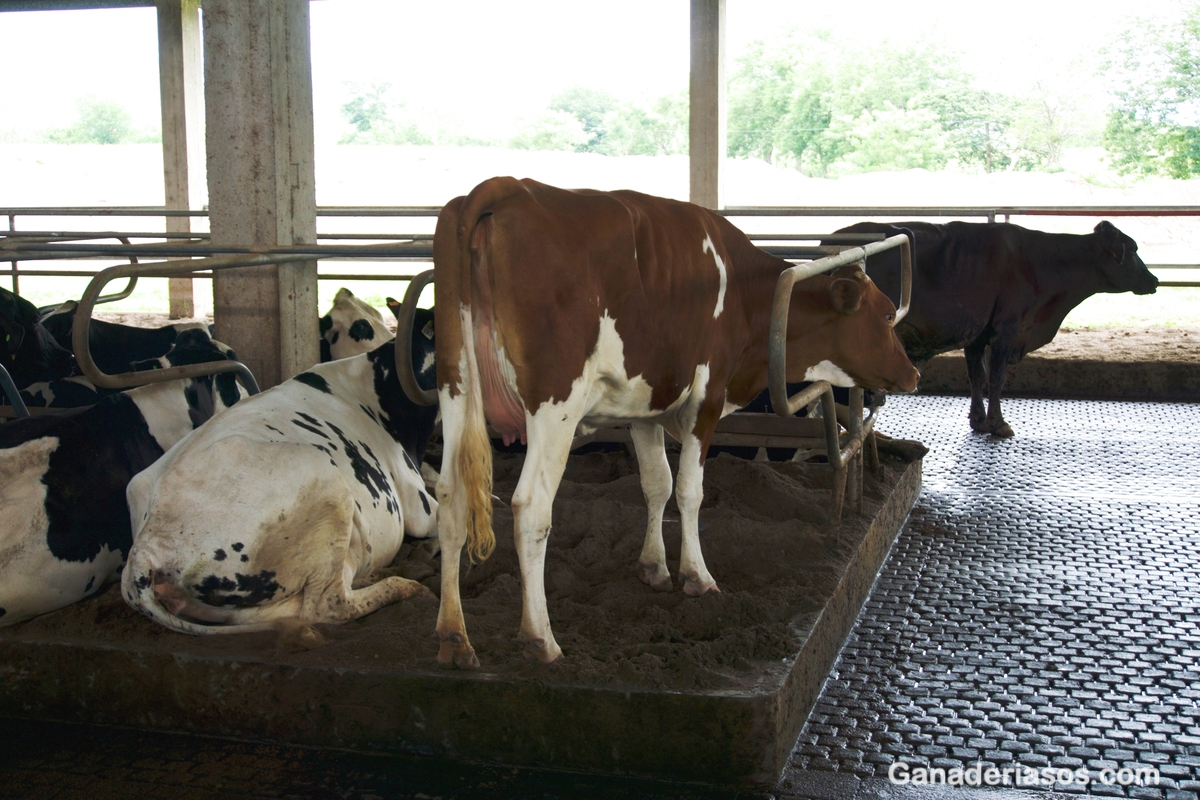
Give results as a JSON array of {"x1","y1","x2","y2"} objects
[
  {"x1": 894, "y1": 233, "x2": 912, "y2": 325},
  {"x1": 94, "y1": 236, "x2": 139, "y2": 305},
  {"x1": 767, "y1": 233, "x2": 911, "y2": 418},
  {"x1": 393, "y1": 269, "x2": 438, "y2": 406},
  {"x1": 70, "y1": 252, "x2": 308, "y2": 393},
  {"x1": 0, "y1": 362, "x2": 30, "y2": 419}
]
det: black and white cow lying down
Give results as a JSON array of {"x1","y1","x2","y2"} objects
[
  {"x1": 123, "y1": 309, "x2": 439, "y2": 635},
  {"x1": 0, "y1": 329, "x2": 245, "y2": 627}
]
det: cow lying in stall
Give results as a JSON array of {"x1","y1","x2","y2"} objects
[
  {"x1": 122, "y1": 308, "x2": 439, "y2": 637},
  {"x1": 40, "y1": 300, "x2": 210, "y2": 376},
  {"x1": 0, "y1": 329, "x2": 245, "y2": 627},
  {"x1": 836, "y1": 220, "x2": 1159, "y2": 437},
  {"x1": 1, "y1": 286, "x2": 75, "y2": 396},
  {"x1": 426, "y1": 177, "x2": 920, "y2": 668},
  {"x1": 9, "y1": 286, "x2": 390, "y2": 410},
  {"x1": 320, "y1": 287, "x2": 393, "y2": 362}
]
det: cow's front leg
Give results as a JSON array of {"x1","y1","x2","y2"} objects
[
  {"x1": 630, "y1": 421, "x2": 673, "y2": 590},
  {"x1": 677, "y1": 427, "x2": 718, "y2": 596},
  {"x1": 964, "y1": 340, "x2": 989, "y2": 432},
  {"x1": 512, "y1": 402, "x2": 580, "y2": 663},
  {"x1": 984, "y1": 339, "x2": 1015, "y2": 438},
  {"x1": 434, "y1": 389, "x2": 480, "y2": 669}
]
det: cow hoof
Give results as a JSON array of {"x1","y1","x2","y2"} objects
[
  {"x1": 990, "y1": 422, "x2": 1014, "y2": 438},
  {"x1": 682, "y1": 576, "x2": 719, "y2": 596},
  {"x1": 520, "y1": 636, "x2": 562, "y2": 663},
  {"x1": 969, "y1": 416, "x2": 990, "y2": 433},
  {"x1": 437, "y1": 633, "x2": 479, "y2": 670},
  {"x1": 636, "y1": 560, "x2": 672, "y2": 591}
]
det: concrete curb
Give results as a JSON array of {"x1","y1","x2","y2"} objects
[{"x1": 917, "y1": 354, "x2": 1200, "y2": 401}]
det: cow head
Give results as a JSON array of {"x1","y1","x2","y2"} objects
[
  {"x1": 794, "y1": 266, "x2": 920, "y2": 394},
  {"x1": 319, "y1": 287, "x2": 393, "y2": 361},
  {"x1": 130, "y1": 328, "x2": 246, "y2": 422},
  {"x1": 1, "y1": 286, "x2": 76, "y2": 388},
  {"x1": 1094, "y1": 221, "x2": 1158, "y2": 296}
]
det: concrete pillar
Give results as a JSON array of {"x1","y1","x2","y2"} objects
[
  {"x1": 157, "y1": 0, "x2": 204, "y2": 319},
  {"x1": 203, "y1": 0, "x2": 319, "y2": 388},
  {"x1": 689, "y1": 0, "x2": 726, "y2": 210}
]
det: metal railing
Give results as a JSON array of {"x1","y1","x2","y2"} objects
[{"x1": 4, "y1": 205, "x2": 1196, "y2": 290}]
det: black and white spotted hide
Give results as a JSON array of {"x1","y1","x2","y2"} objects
[
  {"x1": 0, "y1": 329, "x2": 246, "y2": 627},
  {"x1": 319, "y1": 287, "x2": 393, "y2": 362},
  {"x1": 123, "y1": 312, "x2": 439, "y2": 635}
]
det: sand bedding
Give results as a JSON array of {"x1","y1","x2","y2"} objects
[{"x1": 5, "y1": 446, "x2": 914, "y2": 694}]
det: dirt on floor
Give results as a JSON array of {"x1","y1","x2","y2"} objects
[
  {"x1": 1023, "y1": 326, "x2": 1200, "y2": 363},
  {"x1": 8, "y1": 448, "x2": 914, "y2": 694}
]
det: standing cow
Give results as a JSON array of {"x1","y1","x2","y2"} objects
[
  {"x1": 122, "y1": 312, "x2": 439, "y2": 636},
  {"x1": 835, "y1": 221, "x2": 1159, "y2": 437},
  {"x1": 0, "y1": 329, "x2": 245, "y2": 627},
  {"x1": 426, "y1": 178, "x2": 919, "y2": 668}
]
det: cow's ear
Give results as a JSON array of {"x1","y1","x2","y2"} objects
[
  {"x1": 386, "y1": 297, "x2": 401, "y2": 319},
  {"x1": 830, "y1": 277, "x2": 863, "y2": 314}
]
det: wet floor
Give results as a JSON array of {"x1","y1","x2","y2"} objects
[{"x1": 2, "y1": 396, "x2": 1198, "y2": 799}]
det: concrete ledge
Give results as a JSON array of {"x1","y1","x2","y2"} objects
[
  {"x1": 0, "y1": 461, "x2": 921, "y2": 787},
  {"x1": 918, "y1": 353, "x2": 1199, "y2": 401}
]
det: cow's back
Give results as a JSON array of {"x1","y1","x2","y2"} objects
[
  {"x1": 437, "y1": 178, "x2": 759, "y2": 416},
  {"x1": 838, "y1": 221, "x2": 1030, "y2": 364}
]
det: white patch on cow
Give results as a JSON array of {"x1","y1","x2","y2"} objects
[
  {"x1": 324, "y1": 288, "x2": 394, "y2": 361},
  {"x1": 123, "y1": 352, "x2": 436, "y2": 635},
  {"x1": 804, "y1": 359, "x2": 857, "y2": 388},
  {"x1": 134, "y1": 380, "x2": 202, "y2": 451},
  {"x1": 702, "y1": 235, "x2": 728, "y2": 320},
  {"x1": 420, "y1": 350, "x2": 436, "y2": 376},
  {"x1": 0, "y1": 437, "x2": 127, "y2": 628}
]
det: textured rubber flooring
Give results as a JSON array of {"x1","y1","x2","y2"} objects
[{"x1": 785, "y1": 396, "x2": 1200, "y2": 799}]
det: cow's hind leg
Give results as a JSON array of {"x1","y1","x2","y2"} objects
[
  {"x1": 512, "y1": 401, "x2": 584, "y2": 663},
  {"x1": 304, "y1": 565, "x2": 431, "y2": 624},
  {"x1": 677, "y1": 432, "x2": 718, "y2": 596},
  {"x1": 983, "y1": 338, "x2": 1015, "y2": 438},
  {"x1": 964, "y1": 340, "x2": 989, "y2": 432},
  {"x1": 631, "y1": 421, "x2": 673, "y2": 590},
  {"x1": 434, "y1": 388, "x2": 481, "y2": 669}
]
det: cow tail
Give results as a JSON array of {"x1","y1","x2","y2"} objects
[{"x1": 458, "y1": 219, "x2": 496, "y2": 565}]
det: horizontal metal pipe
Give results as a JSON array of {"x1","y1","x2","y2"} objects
[
  {"x1": 69, "y1": 253, "x2": 317, "y2": 391},
  {"x1": 1, "y1": 242, "x2": 436, "y2": 259},
  {"x1": 8, "y1": 204, "x2": 1200, "y2": 219},
  {"x1": 719, "y1": 206, "x2": 1200, "y2": 217}
]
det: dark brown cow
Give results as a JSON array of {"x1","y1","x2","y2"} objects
[
  {"x1": 835, "y1": 221, "x2": 1159, "y2": 437},
  {"x1": 431, "y1": 178, "x2": 919, "y2": 668}
]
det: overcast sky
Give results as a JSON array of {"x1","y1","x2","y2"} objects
[{"x1": 0, "y1": 0, "x2": 1186, "y2": 143}]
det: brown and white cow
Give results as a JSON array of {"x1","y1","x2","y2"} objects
[{"x1": 429, "y1": 178, "x2": 919, "y2": 668}]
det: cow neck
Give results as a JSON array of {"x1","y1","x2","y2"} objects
[
  {"x1": 723, "y1": 244, "x2": 838, "y2": 407},
  {"x1": 125, "y1": 376, "x2": 238, "y2": 451},
  {"x1": 307, "y1": 342, "x2": 438, "y2": 463}
]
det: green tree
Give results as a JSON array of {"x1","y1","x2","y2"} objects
[
  {"x1": 727, "y1": 32, "x2": 1014, "y2": 176},
  {"x1": 1103, "y1": 3, "x2": 1200, "y2": 177},
  {"x1": 49, "y1": 97, "x2": 137, "y2": 144},
  {"x1": 548, "y1": 87, "x2": 618, "y2": 151},
  {"x1": 509, "y1": 110, "x2": 589, "y2": 151},
  {"x1": 339, "y1": 83, "x2": 432, "y2": 146},
  {"x1": 597, "y1": 92, "x2": 687, "y2": 156}
]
